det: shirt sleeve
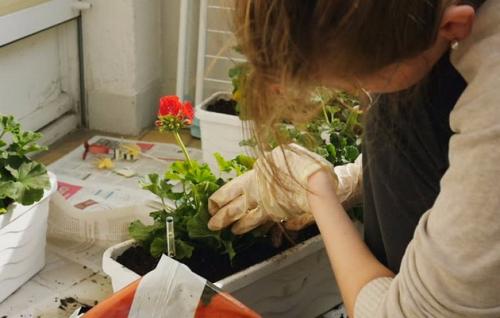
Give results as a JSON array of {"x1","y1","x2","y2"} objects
[{"x1": 353, "y1": 55, "x2": 500, "y2": 317}]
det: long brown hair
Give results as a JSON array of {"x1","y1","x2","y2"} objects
[{"x1": 233, "y1": 1, "x2": 455, "y2": 151}]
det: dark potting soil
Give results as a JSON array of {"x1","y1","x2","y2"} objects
[
  {"x1": 78, "y1": 304, "x2": 94, "y2": 314},
  {"x1": 116, "y1": 225, "x2": 320, "y2": 283},
  {"x1": 206, "y1": 98, "x2": 238, "y2": 116},
  {"x1": 58, "y1": 296, "x2": 96, "y2": 315}
]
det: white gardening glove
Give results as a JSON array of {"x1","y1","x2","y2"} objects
[
  {"x1": 334, "y1": 154, "x2": 363, "y2": 209},
  {"x1": 285, "y1": 155, "x2": 363, "y2": 230},
  {"x1": 208, "y1": 144, "x2": 336, "y2": 234}
]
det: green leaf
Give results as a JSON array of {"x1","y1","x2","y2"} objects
[
  {"x1": 165, "y1": 161, "x2": 189, "y2": 181},
  {"x1": 0, "y1": 180, "x2": 18, "y2": 200},
  {"x1": 175, "y1": 239, "x2": 194, "y2": 260},
  {"x1": 140, "y1": 173, "x2": 175, "y2": 202},
  {"x1": 234, "y1": 154, "x2": 255, "y2": 170},
  {"x1": 187, "y1": 210, "x2": 220, "y2": 241},
  {"x1": 214, "y1": 153, "x2": 255, "y2": 177},
  {"x1": 7, "y1": 162, "x2": 49, "y2": 189},
  {"x1": 214, "y1": 152, "x2": 232, "y2": 173},
  {"x1": 129, "y1": 220, "x2": 153, "y2": 242},
  {"x1": 17, "y1": 188, "x2": 44, "y2": 206},
  {"x1": 0, "y1": 115, "x2": 20, "y2": 135},
  {"x1": 326, "y1": 144, "x2": 337, "y2": 162},
  {"x1": 344, "y1": 145, "x2": 359, "y2": 163},
  {"x1": 150, "y1": 237, "x2": 166, "y2": 258},
  {"x1": 222, "y1": 239, "x2": 236, "y2": 260},
  {"x1": 0, "y1": 162, "x2": 49, "y2": 205}
]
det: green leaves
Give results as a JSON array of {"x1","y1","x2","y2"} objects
[
  {"x1": 0, "y1": 115, "x2": 46, "y2": 158},
  {"x1": 150, "y1": 237, "x2": 166, "y2": 258},
  {"x1": 7, "y1": 162, "x2": 49, "y2": 189},
  {"x1": 344, "y1": 145, "x2": 360, "y2": 163},
  {"x1": 228, "y1": 62, "x2": 249, "y2": 117},
  {"x1": 214, "y1": 152, "x2": 255, "y2": 177},
  {"x1": 0, "y1": 115, "x2": 49, "y2": 213},
  {"x1": 302, "y1": 89, "x2": 362, "y2": 165},
  {"x1": 129, "y1": 220, "x2": 154, "y2": 242},
  {"x1": 132, "y1": 152, "x2": 257, "y2": 262}
]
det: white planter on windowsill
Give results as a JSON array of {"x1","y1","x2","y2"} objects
[
  {"x1": 0, "y1": 172, "x2": 57, "y2": 302},
  {"x1": 196, "y1": 92, "x2": 251, "y2": 169},
  {"x1": 103, "y1": 234, "x2": 343, "y2": 318}
]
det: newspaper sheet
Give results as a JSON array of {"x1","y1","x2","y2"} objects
[{"x1": 49, "y1": 135, "x2": 203, "y2": 210}]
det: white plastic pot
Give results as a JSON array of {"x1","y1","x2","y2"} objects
[
  {"x1": 0, "y1": 172, "x2": 57, "y2": 302},
  {"x1": 196, "y1": 92, "x2": 251, "y2": 169},
  {"x1": 103, "y1": 235, "x2": 342, "y2": 318}
]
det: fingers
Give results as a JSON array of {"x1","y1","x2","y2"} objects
[
  {"x1": 208, "y1": 171, "x2": 253, "y2": 215},
  {"x1": 283, "y1": 213, "x2": 315, "y2": 231},
  {"x1": 207, "y1": 195, "x2": 250, "y2": 231},
  {"x1": 231, "y1": 206, "x2": 270, "y2": 235}
]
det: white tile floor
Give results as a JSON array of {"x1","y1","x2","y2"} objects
[{"x1": 0, "y1": 240, "x2": 113, "y2": 318}]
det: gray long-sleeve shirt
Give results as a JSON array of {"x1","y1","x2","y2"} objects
[{"x1": 354, "y1": 1, "x2": 500, "y2": 317}]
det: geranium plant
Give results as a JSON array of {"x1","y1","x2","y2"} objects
[
  {"x1": 0, "y1": 115, "x2": 50, "y2": 214},
  {"x1": 129, "y1": 96, "x2": 262, "y2": 267},
  {"x1": 240, "y1": 88, "x2": 363, "y2": 167},
  {"x1": 289, "y1": 88, "x2": 362, "y2": 166}
]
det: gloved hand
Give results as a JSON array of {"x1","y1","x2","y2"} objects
[
  {"x1": 208, "y1": 144, "x2": 363, "y2": 234},
  {"x1": 334, "y1": 154, "x2": 363, "y2": 209},
  {"x1": 285, "y1": 155, "x2": 363, "y2": 230}
]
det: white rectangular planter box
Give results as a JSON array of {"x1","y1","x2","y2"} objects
[
  {"x1": 0, "y1": 172, "x2": 57, "y2": 302},
  {"x1": 103, "y1": 235, "x2": 342, "y2": 318},
  {"x1": 196, "y1": 92, "x2": 251, "y2": 169}
]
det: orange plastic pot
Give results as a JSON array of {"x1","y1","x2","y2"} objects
[{"x1": 83, "y1": 278, "x2": 261, "y2": 318}]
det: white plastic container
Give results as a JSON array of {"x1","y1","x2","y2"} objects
[
  {"x1": 103, "y1": 235, "x2": 342, "y2": 318},
  {"x1": 0, "y1": 172, "x2": 57, "y2": 302},
  {"x1": 196, "y1": 92, "x2": 251, "y2": 169}
]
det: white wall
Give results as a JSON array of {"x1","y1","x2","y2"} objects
[
  {"x1": 82, "y1": 0, "x2": 162, "y2": 135},
  {"x1": 0, "y1": 0, "x2": 239, "y2": 139}
]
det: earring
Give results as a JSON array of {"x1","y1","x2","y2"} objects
[{"x1": 451, "y1": 40, "x2": 460, "y2": 50}]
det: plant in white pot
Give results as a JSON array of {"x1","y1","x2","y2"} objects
[
  {"x1": 103, "y1": 92, "x2": 363, "y2": 317},
  {"x1": 0, "y1": 114, "x2": 56, "y2": 302},
  {"x1": 196, "y1": 62, "x2": 250, "y2": 169}
]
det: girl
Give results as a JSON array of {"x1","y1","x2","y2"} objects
[{"x1": 208, "y1": 1, "x2": 499, "y2": 317}]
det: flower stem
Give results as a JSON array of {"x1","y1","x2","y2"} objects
[
  {"x1": 321, "y1": 102, "x2": 331, "y2": 125},
  {"x1": 174, "y1": 131, "x2": 193, "y2": 167}
]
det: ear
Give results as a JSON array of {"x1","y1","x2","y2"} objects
[{"x1": 439, "y1": 5, "x2": 476, "y2": 42}]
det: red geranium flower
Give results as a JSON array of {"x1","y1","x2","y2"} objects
[
  {"x1": 155, "y1": 95, "x2": 194, "y2": 165},
  {"x1": 156, "y1": 95, "x2": 194, "y2": 132},
  {"x1": 158, "y1": 96, "x2": 182, "y2": 117},
  {"x1": 181, "y1": 101, "x2": 194, "y2": 124}
]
